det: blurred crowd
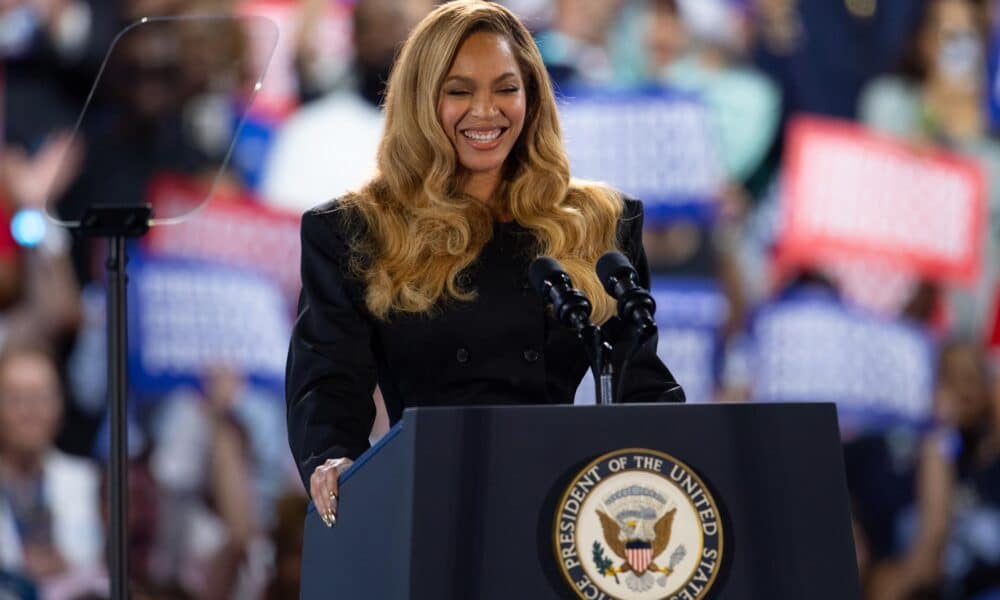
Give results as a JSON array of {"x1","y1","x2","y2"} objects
[{"x1": 1, "y1": 0, "x2": 1000, "y2": 598}]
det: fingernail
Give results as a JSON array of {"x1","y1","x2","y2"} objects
[{"x1": 329, "y1": 512, "x2": 337, "y2": 526}]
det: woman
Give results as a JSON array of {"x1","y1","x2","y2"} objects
[
  {"x1": 858, "y1": 0, "x2": 999, "y2": 338},
  {"x1": 286, "y1": 0, "x2": 684, "y2": 527},
  {"x1": 0, "y1": 346, "x2": 103, "y2": 590}
]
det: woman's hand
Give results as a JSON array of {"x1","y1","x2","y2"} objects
[{"x1": 310, "y1": 457, "x2": 353, "y2": 527}]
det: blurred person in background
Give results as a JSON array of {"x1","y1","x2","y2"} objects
[
  {"x1": 639, "y1": 0, "x2": 779, "y2": 339},
  {"x1": 57, "y1": 9, "x2": 254, "y2": 283},
  {"x1": 260, "y1": 0, "x2": 435, "y2": 213},
  {"x1": 860, "y1": 340, "x2": 1000, "y2": 598},
  {"x1": 263, "y1": 493, "x2": 307, "y2": 600},
  {"x1": 149, "y1": 367, "x2": 288, "y2": 599},
  {"x1": 0, "y1": 346, "x2": 104, "y2": 595},
  {"x1": 0, "y1": 147, "x2": 82, "y2": 350},
  {"x1": 533, "y1": 0, "x2": 628, "y2": 89},
  {"x1": 753, "y1": 0, "x2": 926, "y2": 121},
  {"x1": 1, "y1": 0, "x2": 117, "y2": 153},
  {"x1": 645, "y1": 0, "x2": 780, "y2": 188},
  {"x1": 291, "y1": 0, "x2": 433, "y2": 104},
  {"x1": 860, "y1": 0, "x2": 1000, "y2": 339},
  {"x1": 496, "y1": 0, "x2": 553, "y2": 32}
]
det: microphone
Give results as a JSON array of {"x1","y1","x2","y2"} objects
[
  {"x1": 596, "y1": 251, "x2": 657, "y2": 343},
  {"x1": 529, "y1": 256, "x2": 614, "y2": 404},
  {"x1": 529, "y1": 256, "x2": 593, "y2": 332}
]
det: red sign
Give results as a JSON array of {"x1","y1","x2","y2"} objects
[
  {"x1": 779, "y1": 116, "x2": 986, "y2": 285},
  {"x1": 143, "y1": 175, "x2": 302, "y2": 303},
  {"x1": 989, "y1": 285, "x2": 1000, "y2": 357}
]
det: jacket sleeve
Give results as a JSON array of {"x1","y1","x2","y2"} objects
[
  {"x1": 286, "y1": 206, "x2": 378, "y2": 492},
  {"x1": 615, "y1": 197, "x2": 686, "y2": 403}
]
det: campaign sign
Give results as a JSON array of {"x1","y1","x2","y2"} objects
[
  {"x1": 143, "y1": 174, "x2": 301, "y2": 304},
  {"x1": 748, "y1": 291, "x2": 935, "y2": 429},
  {"x1": 810, "y1": 255, "x2": 920, "y2": 317},
  {"x1": 575, "y1": 277, "x2": 726, "y2": 405},
  {"x1": 128, "y1": 252, "x2": 291, "y2": 396},
  {"x1": 780, "y1": 116, "x2": 986, "y2": 285},
  {"x1": 558, "y1": 88, "x2": 724, "y2": 223},
  {"x1": 652, "y1": 277, "x2": 727, "y2": 405}
]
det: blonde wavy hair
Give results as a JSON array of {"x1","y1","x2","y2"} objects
[{"x1": 342, "y1": 0, "x2": 624, "y2": 323}]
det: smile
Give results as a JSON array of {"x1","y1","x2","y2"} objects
[{"x1": 460, "y1": 127, "x2": 507, "y2": 149}]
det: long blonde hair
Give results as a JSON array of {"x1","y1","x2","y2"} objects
[{"x1": 342, "y1": 0, "x2": 624, "y2": 322}]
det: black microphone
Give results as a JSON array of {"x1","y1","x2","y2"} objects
[
  {"x1": 529, "y1": 256, "x2": 593, "y2": 331},
  {"x1": 530, "y1": 256, "x2": 615, "y2": 404},
  {"x1": 596, "y1": 251, "x2": 656, "y2": 342}
]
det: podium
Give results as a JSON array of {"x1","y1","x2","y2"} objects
[{"x1": 301, "y1": 403, "x2": 861, "y2": 599}]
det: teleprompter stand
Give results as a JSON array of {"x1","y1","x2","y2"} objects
[{"x1": 79, "y1": 204, "x2": 152, "y2": 600}]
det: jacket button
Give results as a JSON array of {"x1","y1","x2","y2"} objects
[
  {"x1": 456, "y1": 347, "x2": 470, "y2": 363},
  {"x1": 523, "y1": 349, "x2": 540, "y2": 363}
]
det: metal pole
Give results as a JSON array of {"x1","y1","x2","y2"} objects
[{"x1": 107, "y1": 236, "x2": 129, "y2": 599}]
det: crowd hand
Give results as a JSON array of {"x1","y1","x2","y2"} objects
[
  {"x1": 717, "y1": 182, "x2": 750, "y2": 223},
  {"x1": 203, "y1": 366, "x2": 244, "y2": 419},
  {"x1": 0, "y1": 132, "x2": 83, "y2": 209},
  {"x1": 22, "y1": 542, "x2": 68, "y2": 580},
  {"x1": 310, "y1": 457, "x2": 353, "y2": 527}
]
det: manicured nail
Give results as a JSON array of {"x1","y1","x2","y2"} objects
[{"x1": 329, "y1": 512, "x2": 337, "y2": 526}]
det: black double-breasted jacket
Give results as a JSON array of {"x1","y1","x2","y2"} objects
[{"x1": 285, "y1": 196, "x2": 684, "y2": 488}]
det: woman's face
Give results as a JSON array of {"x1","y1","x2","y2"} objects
[
  {"x1": 923, "y1": 0, "x2": 983, "y2": 86},
  {"x1": 438, "y1": 32, "x2": 527, "y2": 179}
]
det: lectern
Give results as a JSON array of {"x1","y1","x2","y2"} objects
[{"x1": 301, "y1": 403, "x2": 861, "y2": 599}]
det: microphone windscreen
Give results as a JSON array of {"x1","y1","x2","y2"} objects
[
  {"x1": 528, "y1": 256, "x2": 564, "y2": 297},
  {"x1": 596, "y1": 251, "x2": 634, "y2": 293}
]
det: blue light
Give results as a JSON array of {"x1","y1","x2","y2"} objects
[{"x1": 11, "y1": 209, "x2": 46, "y2": 247}]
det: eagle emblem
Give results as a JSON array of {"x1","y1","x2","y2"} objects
[
  {"x1": 554, "y1": 449, "x2": 723, "y2": 599},
  {"x1": 592, "y1": 485, "x2": 687, "y2": 592}
]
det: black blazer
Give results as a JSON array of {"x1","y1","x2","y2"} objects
[{"x1": 286, "y1": 196, "x2": 684, "y2": 488}]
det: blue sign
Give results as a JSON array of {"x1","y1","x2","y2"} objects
[
  {"x1": 575, "y1": 277, "x2": 726, "y2": 404},
  {"x1": 651, "y1": 277, "x2": 727, "y2": 404},
  {"x1": 746, "y1": 291, "x2": 935, "y2": 430},
  {"x1": 127, "y1": 251, "x2": 291, "y2": 397},
  {"x1": 558, "y1": 88, "x2": 724, "y2": 224}
]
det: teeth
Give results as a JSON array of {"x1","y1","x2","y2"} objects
[{"x1": 462, "y1": 129, "x2": 502, "y2": 142}]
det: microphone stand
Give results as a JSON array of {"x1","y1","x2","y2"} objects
[
  {"x1": 78, "y1": 204, "x2": 152, "y2": 600},
  {"x1": 576, "y1": 321, "x2": 614, "y2": 406},
  {"x1": 529, "y1": 257, "x2": 615, "y2": 404}
]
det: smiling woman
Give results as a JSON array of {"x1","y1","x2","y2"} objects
[
  {"x1": 438, "y1": 32, "x2": 527, "y2": 198},
  {"x1": 285, "y1": 0, "x2": 685, "y2": 528}
]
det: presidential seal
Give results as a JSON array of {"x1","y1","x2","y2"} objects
[{"x1": 553, "y1": 449, "x2": 723, "y2": 600}]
